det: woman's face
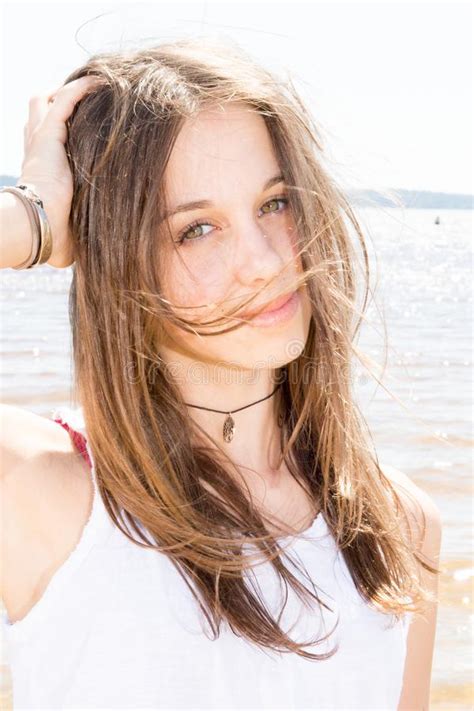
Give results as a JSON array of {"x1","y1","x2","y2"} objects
[{"x1": 159, "y1": 101, "x2": 311, "y2": 376}]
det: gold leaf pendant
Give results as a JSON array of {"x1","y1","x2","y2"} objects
[{"x1": 223, "y1": 413, "x2": 235, "y2": 442}]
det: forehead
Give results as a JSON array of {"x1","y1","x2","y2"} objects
[{"x1": 164, "y1": 102, "x2": 280, "y2": 201}]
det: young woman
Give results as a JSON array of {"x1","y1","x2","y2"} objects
[{"x1": 1, "y1": 37, "x2": 441, "y2": 710}]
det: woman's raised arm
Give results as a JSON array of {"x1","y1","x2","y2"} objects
[{"x1": 0, "y1": 75, "x2": 100, "y2": 270}]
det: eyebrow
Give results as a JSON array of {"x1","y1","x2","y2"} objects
[{"x1": 163, "y1": 174, "x2": 285, "y2": 220}]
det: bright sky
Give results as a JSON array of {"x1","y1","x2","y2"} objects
[{"x1": 1, "y1": 0, "x2": 472, "y2": 194}]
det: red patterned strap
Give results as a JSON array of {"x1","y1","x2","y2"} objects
[{"x1": 53, "y1": 416, "x2": 92, "y2": 469}]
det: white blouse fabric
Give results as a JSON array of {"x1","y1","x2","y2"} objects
[{"x1": 2, "y1": 406, "x2": 411, "y2": 710}]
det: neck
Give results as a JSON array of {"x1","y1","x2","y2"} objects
[{"x1": 161, "y1": 352, "x2": 285, "y2": 473}]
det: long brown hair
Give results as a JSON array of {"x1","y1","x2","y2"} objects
[{"x1": 62, "y1": 36, "x2": 439, "y2": 660}]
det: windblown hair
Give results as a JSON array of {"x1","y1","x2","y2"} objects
[{"x1": 63, "y1": 36, "x2": 439, "y2": 660}]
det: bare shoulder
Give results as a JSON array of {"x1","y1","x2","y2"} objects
[
  {"x1": 1, "y1": 402, "x2": 73, "y2": 476},
  {"x1": 0, "y1": 403, "x2": 93, "y2": 624},
  {"x1": 0, "y1": 403, "x2": 89, "y2": 499},
  {"x1": 0, "y1": 402, "x2": 92, "y2": 514},
  {"x1": 379, "y1": 462, "x2": 442, "y2": 558}
]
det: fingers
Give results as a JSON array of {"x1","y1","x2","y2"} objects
[
  {"x1": 24, "y1": 95, "x2": 50, "y2": 150},
  {"x1": 23, "y1": 76, "x2": 101, "y2": 148},
  {"x1": 43, "y1": 75, "x2": 101, "y2": 126}
]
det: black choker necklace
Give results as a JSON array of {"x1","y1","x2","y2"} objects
[{"x1": 184, "y1": 383, "x2": 283, "y2": 443}]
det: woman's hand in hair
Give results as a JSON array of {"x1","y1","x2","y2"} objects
[{"x1": 18, "y1": 76, "x2": 100, "y2": 268}]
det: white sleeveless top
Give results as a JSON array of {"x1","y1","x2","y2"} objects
[{"x1": 2, "y1": 406, "x2": 412, "y2": 710}]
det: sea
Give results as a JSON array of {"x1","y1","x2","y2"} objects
[{"x1": 0, "y1": 206, "x2": 472, "y2": 709}]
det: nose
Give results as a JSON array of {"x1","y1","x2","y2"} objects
[{"x1": 232, "y1": 216, "x2": 288, "y2": 288}]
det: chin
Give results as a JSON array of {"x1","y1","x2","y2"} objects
[
  {"x1": 226, "y1": 298, "x2": 311, "y2": 372},
  {"x1": 164, "y1": 290, "x2": 311, "y2": 375}
]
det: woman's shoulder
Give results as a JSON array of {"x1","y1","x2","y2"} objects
[
  {"x1": 0, "y1": 402, "x2": 92, "y2": 515},
  {"x1": 0, "y1": 402, "x2": 89, "y2": 475},
  {"x1": 0, "y1": 403, "x2": 94, "y2": 623},
  {"x1": 379, "y1": 462, "x2": 442, "y2": 556}
]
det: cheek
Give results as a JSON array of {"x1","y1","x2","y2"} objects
[
  {"x1": 288, "y1": 226, "x2": 298, "y2": 254},
  {"x1": 285, "y1": 219, "x2": 302, "y2": 269},
  {"x1": 163, "y1": 256, "x2": 229, "y2": 317},
  {"x1": 275, "y1": 210, "x2": 299, "y2": 254}
]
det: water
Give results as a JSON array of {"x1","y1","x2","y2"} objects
[
  {"x1": 0, "y1": 206, "x2": 472, "y2": 708},
  {"x1": 354, "y1": 207, "x2": 473, "y2": 708}
]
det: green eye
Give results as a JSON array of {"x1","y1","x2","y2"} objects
[
  {"x1": 177, "y1": 221, "x2": 213, "y2": 243},
  {"x1": 176, "y1": 195, "x2": 288, "y2": 245},
  {"x1": 261, "y1": 197, "x2": 287, "y2": 214}
]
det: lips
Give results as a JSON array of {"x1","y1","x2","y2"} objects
[{"x1": 240, "y1": 291, "x2": 295, "y2": 318}]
